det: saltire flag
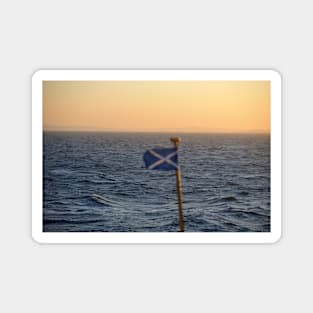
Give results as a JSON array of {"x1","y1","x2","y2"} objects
[{"x1": 143, "y1": 147, "x2": 178, "y2": 171}]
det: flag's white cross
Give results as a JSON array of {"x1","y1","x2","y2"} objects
[{"x1": 148, "y1": 149, "x2": 178, "y2": 170}]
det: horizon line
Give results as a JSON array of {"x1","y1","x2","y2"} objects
[{"x1": 43, "y1": 129, "x2": 270, "y2": 134}]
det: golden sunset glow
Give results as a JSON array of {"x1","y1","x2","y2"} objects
[{"x1": 43, "y1": 81, "x2": 270, "y2": 133}]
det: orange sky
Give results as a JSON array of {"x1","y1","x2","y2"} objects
[{"x1": 43, "y1": 80, "x2": 270, "y2": 133}]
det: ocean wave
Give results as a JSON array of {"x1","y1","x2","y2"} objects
[
  {"x1": 219, "y1": 206, "x2": 269, "y2": 218},
  {"x1": 44, "y1": 218, "x2": 103, "y2": 225},
  {"x1": 237, "y1": 191, "x2": 249, "y2": 196},
  {"x1": 50, "y1": 168, "x2": 73, "y2": 175}
]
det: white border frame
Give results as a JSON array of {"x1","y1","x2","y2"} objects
[{"x1": 32, "y1": 69, "x2": 281, "y2": 244}]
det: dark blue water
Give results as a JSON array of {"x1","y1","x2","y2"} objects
[{"x1": 43, "y1": 132, "x2": 270, "y2": 232}]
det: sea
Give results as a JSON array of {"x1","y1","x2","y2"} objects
[{"x1": 43, "y1": 132, "x2": 270, "y2": 232}]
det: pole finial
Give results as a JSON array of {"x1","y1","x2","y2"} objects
[{"x1": 170, "y1": 137, "x2": 182, "y2": 147}]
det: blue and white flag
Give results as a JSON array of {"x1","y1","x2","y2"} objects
[{"x1": 143, "y1": 147, "x2": 178, "y2": 171}]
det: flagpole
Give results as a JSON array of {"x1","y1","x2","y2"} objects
[{"x1": 170, "y1": 137, "x2": 185, "y2": 232}]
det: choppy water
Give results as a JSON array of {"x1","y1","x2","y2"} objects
[{"x1": 43, "y1": 132, "x2": 270, "y2": 232}]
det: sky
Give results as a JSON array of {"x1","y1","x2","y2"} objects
[{"x1": 43, "y1": 80, "x2": 270, "y2": 133}]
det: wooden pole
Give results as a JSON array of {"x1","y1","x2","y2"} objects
[{"x1": 170, "y1": 137, "x2": 185, "y2": 232}]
